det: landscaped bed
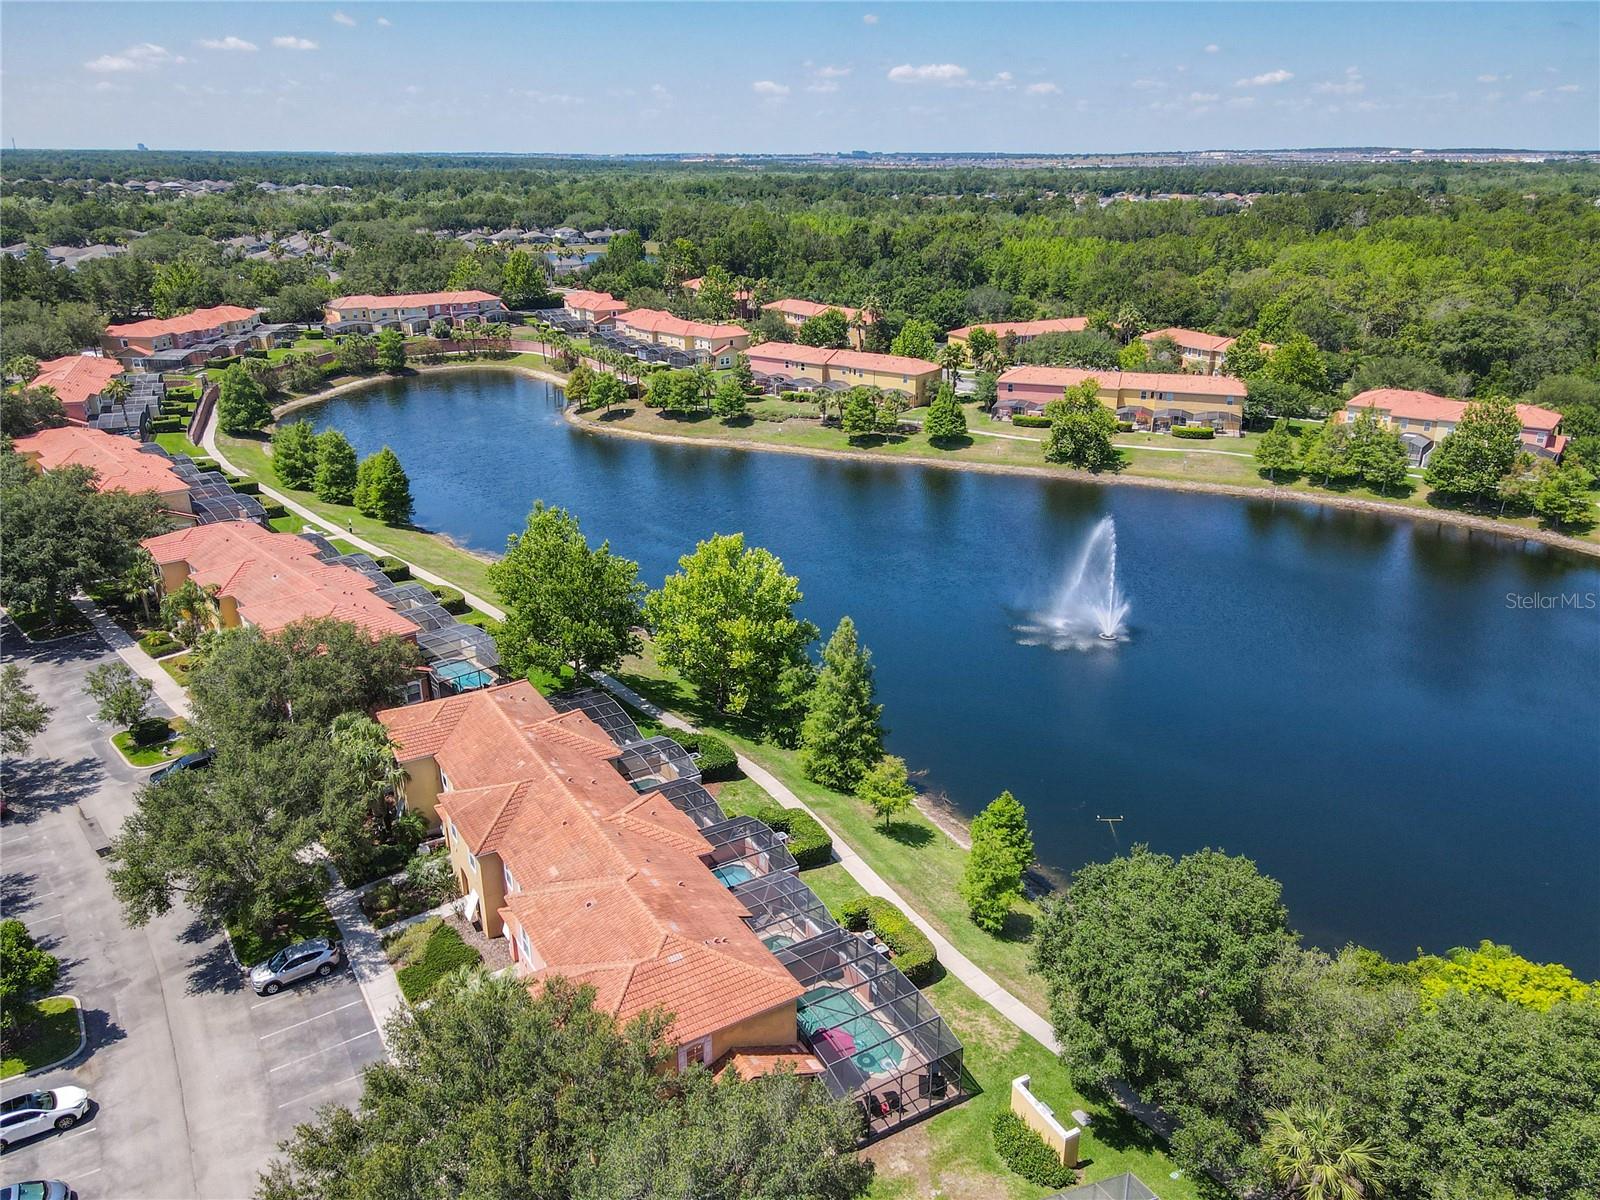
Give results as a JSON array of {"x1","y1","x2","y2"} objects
[
  {"x1": 359, "y1": 850, "x2": 453, "y2": 927},
  {"x1": 6, "y1": 606, "x2": 90, "y2": 642},
  {"x1": 226, "y1": 889, "x2": 339, "y2": 968},
  {"x1": 0, "y1": 996, "x2": 83, "y2": 1080},
  {"x1": 386, "y1": 917, "x2": 482, "y2": 1001},
  {"x1": 111, "y1": 717, "x2": 199, "y2": 767}
]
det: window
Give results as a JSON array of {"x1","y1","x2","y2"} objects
[
  {"x1": 467, "y1": 849, "x2": 478, "y2": 872},
  {"x1": 503, "y1": 865, "x2": 517, "y2": 894},
  {"x1": 517, "y1": 930, "x2": 531, "y2": 961}
]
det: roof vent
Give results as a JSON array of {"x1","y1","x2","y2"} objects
[
  {"x1": 666, "y1": 952, "x2": 684, "y2": 964},
  {"x1": 584, "y1": 899, "x2": 595, "y2": 909}
]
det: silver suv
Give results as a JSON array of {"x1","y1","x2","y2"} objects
[
  {"x1": 0, "y1": 1088, "x2": 90, "y2": 1153},
  {"x1": 248, "y1": 938, "x2": 343, "y2": 995}
]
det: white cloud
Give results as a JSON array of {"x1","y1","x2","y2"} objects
[
  {"x1": 650, "y1": 83, "x2": 672, "y2": 101},
  {"x1": 512, "y1": 87, "x2": 583, "y2": 107},
  {"x1": 816, "y1": 65, "x2": 851, "y2": 78},
  {"x1": 1226, "y1": 95, "x2": 1257, "y2": 109},
  {"x1": 1204, "y1": 43, "x2": 1220, "y2": 54},
  {"x1": 863, "y1": 13, "x2": 878, "y2": 24},
  {"x1": 752, "y1": 80, "x2": 791, "y2": 97},
  {"x1": 377, "y1": 16, "x2": 392, "y2": 27},
  {"x1": 1314, "y1": 67, "x2": 1364, "y2": 95},
  {"x1": 198, "y1": 36, "x2": 258, "y2": 52},
  {"x1": 1524, "y1": 88, "x2": 1546, "y2": 101},
  {"x1": 1556, "y1": 83, "x2": 1581, "y2": 93},
  {"x1": 332, "y1": 10, "x2": 357, "y2": 26},
  {"x1": 888, "y1": 62, "x2": 968, "y2": 85},
  {"x1": 806, "y1": 80, "x2": 840, "y2": 95},
  {"x1": 273, "y1": 36, "x2": 319, "y2": 50},
  {"x1": 1026, "y1": 82, "x2": 1061, "y2": 96},
  {"x1": 84, "y1": 42, "x2": 182, "y2": 73},
  {"x1": 403, "y1": 84, "x2": 421, "y2": 95},
  {"x1": 1188, "y1": 91, "x2": 1220, "y2": 104},
  {"x1": 1234, "y1": 68, "x2": 1293, "y2": 87},
  {"x1": 1476, "y1": 73, "x2": 1502, "y2": 84},
  {"x1": 1131, "y1": 78, "x2": 1164, "y2": 90}
]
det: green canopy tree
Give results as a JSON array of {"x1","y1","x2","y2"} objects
[
  {"x1": 712, "y1": 374, "x2": 748, "y2": 421},
  {"x1": 1423, "y1": 395, "x2": 1523, "y2": 503},
  {"x1": 889, "y1": 318, "x2": 938, "y2": 361},
  {"x1": 313, "y1": 429, "x2": 358, "y2": 504},
  {"x1": 584, "y1": 372, "x2": 627, "y2": 414},
  {"x1": 563, "y1": 361, "x2": 594, "y2": 406},
  {"x1": 855, "y1": 754, "x2": 913, "y2": 828},
  {"x1": 1346, "y1": 408, "x2": 1411, "y2": 494},
  {"x1": 216, "y1": 361, "x2": 272, "y2": 434},
  {"x1": 0, "y1": 919, "x2": 61, "y2": 1033},
  {"x1": 923, "y1": 383, "x2": 968, "y2": 445},
  {"x1": 797, "y1": 308, "x2": 850, "y2": 349},
  {"x1": 500, "y1": 248, "x2": 543, "y2": 308},
  {"x1": 487, "y1": 502, "x2": 646, "y2": 678},
  {"x1": 376, "y1": 327, "x2": 407, "y2": 374},
  {"x1": 1043, "y1": 379, "x2": 1118, "y2": 470},
  {"x1": 0, "y1": 663, "x2": 51, "y2": 757},
  {"x1": 799, "y1": 616, "x2": 884, "y2": 790},
  {"x1": 270, "y1": 420, "x2": 319, "y2": 489},
  {"x1": 83, "y1": 660, "x2": 154, "y2": 732},
  {"x1": 966, "y1": 327, "x2": 1001, "y2": 373},
  {"x1": 353, "y1": 446, "x2": 414, "y2": 525},
  {"x1": 1255, "y1": 417, "x2": 1299, "y2": 482},
  {"x1": 959, "y1": 791, "x2": 1034, "y2": 933},
  {"x1": 644, "y1": 533, "x2": 818, "y2": 721},
  {"x1": 1532, "y1": 460, "x2": 1595, "y2": 529}
]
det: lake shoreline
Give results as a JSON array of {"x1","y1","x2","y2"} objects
[{"x1": 567, "y1": 406, "x2": 1600, "y2": 560}]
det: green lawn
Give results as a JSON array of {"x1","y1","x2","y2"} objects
[
  {"x1": 0, "y1": 997, "x2": 83, "y2": 1080},
  {"x1": 111, "y1": 719, "x2": 198, "y2": 767},
  {"x1": 226, "y1": 888, "x2": 338, "y2": 967},
  {"x1": 616, "y1": 640, "x2": 1048, "y2": 1014},
  {"x1": 269, "y1": 511, "x2": 313, "y2": 534},
  {"x1": 153, "y1": 431, "x2": 206, "y2": 458},
  {"x1": 217, "y1": 432, "x2": 502, "y2": 600},
  {"x1": 157, "y1": 652, "x2": 197, "y2": 688}
]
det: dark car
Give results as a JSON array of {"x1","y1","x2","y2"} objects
[
  {"x1": 0, "y1": 1183, "x2": 76, "y2": 1200},
  {"x1": 149, "y1": 749, "x2": 213, "y2": 784}
]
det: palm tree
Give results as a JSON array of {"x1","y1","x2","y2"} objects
[
  {"x1": 938, "y1": 341, "x2": 967, "y2": 385},
  {"x1": 1263, "y1": 1103, "x2": 1385, "y2": 1200},
  {"x1": 102, "y1": 375, "x2": 132, "y2": 406}
]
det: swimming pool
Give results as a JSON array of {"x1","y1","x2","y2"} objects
[
  {"x1": 798, "y1": 984, "x2": 905, "y2": 1075},
  {"x1": 712, "y1": 863, "x2": 755, "y2": 887}
]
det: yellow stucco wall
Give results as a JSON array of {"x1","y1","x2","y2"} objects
[
  {"x1": 398, "y1": 756, "x2": 444, "y2": 827},
  {"x1": 708, "y1": 1000, "x2": 800, "y2": 1061}
]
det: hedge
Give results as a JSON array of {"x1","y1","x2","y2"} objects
[
  {"x1": 991, "y1": 1111, "x2": 1076, "y2": 1188},
  {"x1": 1011, "y1": 414, "x2": 1051, "y2": 428},
  {"x1": 377, "y1": 556, "x2": 412, "y2": 581},
  {"x1": 1172, "y1": 425, "x2": 1215, "y2": 439},
  {"x1": 229, "y1": 479, "x2": 261, "y2": 496},
  {"x1": 429, "y1": 584, "x2": 469, "y2": 615},
  {"x1": 138, "y1": 631, "x2": 182, "y2": 658},
  {"x1": 191, "y1": 458, "x2": 219, "y2": 472},
  {"x1": 751, "y1": 803, "x2": 832, "y2": 869},
  {"x1": 835, "y1": 896, "x2": 938, "y2": 985},
  {"x1": 674, "y1": 731, "x2": 739, "y2": 782},
  {"x1": 149, "y1": 418, "x2": 182, "y2": 433},
  {"x1": 394, "y1": 922, "x2": 481, "y2": 1001},
  {"x1": 1116, "y1": 420, "x2": 1135, "y2": 432},
  {"x1": 261, "y1": 503, "x2": 288, "y2": 520}
]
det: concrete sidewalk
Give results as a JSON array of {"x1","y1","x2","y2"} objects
[
  {"x1": 73, "y1": 596, "x2": 193, "y2": 720},
  {"x1": 322, "y1": 862, "x2": 405, "y2": 1056}
]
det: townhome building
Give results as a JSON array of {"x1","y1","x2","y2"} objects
[
  {"x1": 13, "y1": 425, "x2": 196, "y2": 520},
  {"x1": 761, "y1": 299, "x2": 875, "y2": 350},
  {"x1": 102, "y1": 304, "x2": 273, "y2": 370},
  {"x1": 946, "y1": 317, "x2": 1088, "y2": 347},
  {"x1": 995, "y1": 365, "x2": 1250, "y2": 433},
  {"x1": 561, "y1": 288, "x2": 631, "y2": 327},
  {"x1": 1139, "y1": 327, "x2": 1272, "y2": 376},
  {"x1": 27, "y1": 354, "x2": 127, "y2": 423},
  {"x1": 614, "y1": 309, "x2": 750, "y2": 362},
  {"x1": 682, "y1": 276, "x2": 755, "y2": 318},
  {"x1": 1342, "y1": 388, "x2": 1566, "y2": 466},
  {"x1": 322, "y1": 290, "x2": 507, "y2": 335},
  {"x1": 745, "y1": 342, "x2": 942, "y2": 403}
]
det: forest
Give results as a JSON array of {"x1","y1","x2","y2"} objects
[{"x1": 4, "y1": 151, "x2": 1599, "y2": 456}]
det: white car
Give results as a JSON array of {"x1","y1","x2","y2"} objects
[
  {"x1": 0, "y1": 1088, "x2": 90, "y2": 1153},
  {"x1": 248, "y1": 938, "x2": 343, "y2": 996}
]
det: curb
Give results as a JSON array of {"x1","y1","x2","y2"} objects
[{"x1": 16, "y1": 994, "x2": 87, "y2": 1079}]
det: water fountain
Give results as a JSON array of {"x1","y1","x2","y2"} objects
[{"x1": 1015, "y1": 516, "x2": 1131, "y2": 650}]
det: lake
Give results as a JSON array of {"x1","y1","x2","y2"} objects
[{"x1": 293, "y1": 369, "x2": 1600, "y2": 973}]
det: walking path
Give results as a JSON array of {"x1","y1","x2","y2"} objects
[
  {"x1": 321, "y1": 862, "x2": 405, "y2": 1056},
  {"x1": 72, "y1": 597, "x2": 193, "y2": 719}
]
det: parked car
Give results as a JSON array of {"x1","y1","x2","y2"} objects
[
  {"x1": 248, "y1": 938, "x2": 343, "y2": 995},
  {"x1": 148, "y1": 749, "x2": 213, "y2": 784},
  {"x1": 0, "y1": 1089, "x2": 90, "y2": 1153},
  {"x1": 0, "y1": 1181, "x2": 76, "y2": 1200}
]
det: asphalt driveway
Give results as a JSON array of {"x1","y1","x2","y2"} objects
[{"x1": 1, "y1": 625, "x2": 382, "y2": 1197}]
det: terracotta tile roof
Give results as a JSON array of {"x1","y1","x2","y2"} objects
[
  {"x1": 745, "y1": 342, "x2": 939, "y2": 376},
  {"x1": 948, "y1": 317, "x2": 1087, "y2": 340},
  {"x1": 615, "y1": 308, "x2": 747, "y2": 341},
  {"x1": 1142, "y1": 327, "x2": 1237, "y2": 354},
  {"x1": 682, "y1": 277, "x2": 752, "y2": 301},
  {"x1": 713, "y1": 1045, "x2": 824, "y2": 1080},
  {"x1": 141, "y1": 522, "x2": 420, "y2": 639},
  {"x1": 998, "y1": 365, "x2": 1248, "y2": 397},
  {"x1": 762, "y1": 297, "x2": 873, "y2": 323},
  {"x1": 14, "y1": 426, "x2": 185, "y2": 496},
  {"x1": 326, "y1": 290, "x2": 502, "y2": 310},
  {"x1": 1346, "y1": 388, "x2": 1563, "y2": 432},
  {"x1": 31, "y1": 355, "x2": 125, "y2": 412},
  {"x1": 385, "y1": 680, "x2": 803, "y2": 1045},
  {"x1": 105, "y1": 305, "x2": 259, "y2": 339},
  {"x1": 563, "y1": 289, "x2": 630, "y2": 315}
]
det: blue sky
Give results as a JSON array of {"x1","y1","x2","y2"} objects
[{"x1": 2, "y1": 2, "x2": 1596, "y2": 153}]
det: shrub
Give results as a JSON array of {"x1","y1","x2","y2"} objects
[
  {"x1": 300, "y1": 329, "x2": 326, "y2": 341},
  {"x1": 1011, "y1": 414, "x2": 1051, "y2": 428},
  {"x1": 229, "y1": 479, "x2": 261, "y2": 496},
  {"x1": 1116, "y1": 420, "x2": 1135, "y2": 432},
  {"x1": 751, "y1": 803, "x2": 832, "y2": 869},
  {"x1": 130, "y1": 715, "x2": 173, "y2": 747},
  {"x1": 190, "y1": 458, "x2": 219, "y2": 472},
  {"x1": 384, "y1": 916, "x2": 441, "y2": 964},
  {"x1": 674, "y1": 731, "x2": 739, "y2": 782},
  {"x1": 377, "y1": 556, "x2": 412, "y2": 581},
  {"x1": 149, "y1": 417, "x2": 182, "y2": 433},
  {"x1": 429, "y1": 584, "x2": 469, "y2": 615},
  {"x1": 139, "y1": 630, "x2": 181, "y2": 658},
  {"x1": 1172, "y1": 425, "x2": 1215, "y2": 439},
  {"x1": 261, "y1": 503, "x2": 288, "y2": 520},
  {"x1": 835, "y1": 896, "x2": 938, "y2": 985},
  {"x1": 394, "y1": 923, "x2": 481, "y2": 1000},
  {"x1": 991, "y1": 1111, "x2": 1076, "y2": 1188}
]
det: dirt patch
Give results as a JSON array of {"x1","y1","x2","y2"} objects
[{"x1": 863, "y1": 1120, "x2": 1014, "y2": 1200}]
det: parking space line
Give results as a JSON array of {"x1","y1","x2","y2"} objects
[
  {"x1": 58, "y1": 1125, "x2": 99, "y2": 1142},
  {"x1": 258, "y1": 998, "x2": 363, "y2": 1039},
  {"x1": 268, "y1": 1028, "x2": 378, "y2": 1072},
  {"x1": 276, "y1": 1072, "x2": 364, "y2": 1109},
  {"x1": 73, "y1": 1168, "x2": 103, "y2": 1180},
  {"x1": 33, "y1": 911, "x2": 64, "y2": 923}
]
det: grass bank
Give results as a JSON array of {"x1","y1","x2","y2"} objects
[
  {"x1": 0, "y1": 997, "x2": 83, "y2": 1080},
  {"x1": 226, "y1": 888, "x2": 339, "y2": 967}
]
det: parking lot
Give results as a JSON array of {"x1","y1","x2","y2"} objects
[{"x1": 1, "y1": 627, "x2": 384, "y2": 1197}]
